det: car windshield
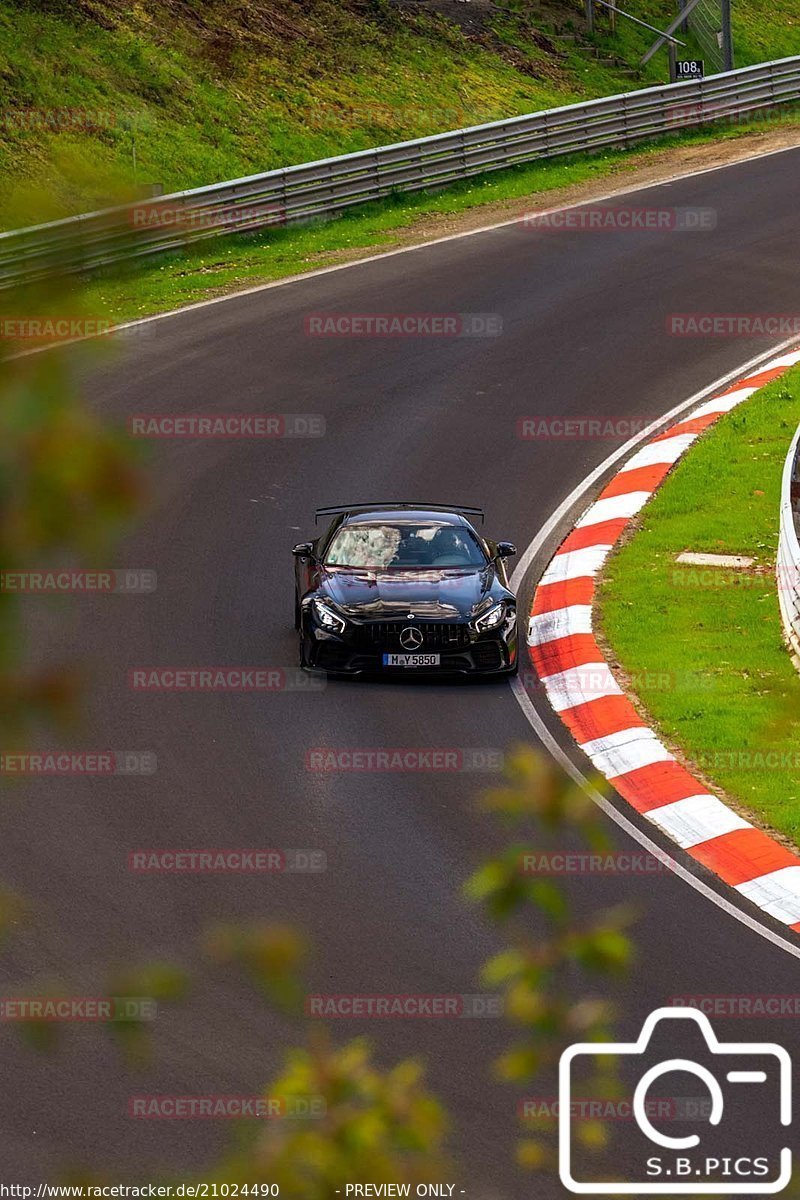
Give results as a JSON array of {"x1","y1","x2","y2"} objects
[{"x1": 324, "y1": 522, "x2": 487, "y2": 569}]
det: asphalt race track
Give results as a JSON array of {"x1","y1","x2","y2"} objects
[{"x1": 4, "y1": 144, "x2": 800, "y2": 1193}]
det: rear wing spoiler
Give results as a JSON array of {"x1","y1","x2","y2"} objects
[{"x1": 314, "y1": 502, "x2": 485, "y2": 524}]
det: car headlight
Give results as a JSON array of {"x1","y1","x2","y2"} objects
[
  {"x1": 312, "y1": 597, "x2": 346, "y2": 633},
  {"x1": 475, "y1": 602, "x2": 506, "y2": 633}
]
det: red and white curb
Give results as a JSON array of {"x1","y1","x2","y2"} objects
[{"x1": 527, "y1": 347, "x2": 800, "y2": 933}]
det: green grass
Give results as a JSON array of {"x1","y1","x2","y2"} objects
[
  {"x1": 0, "y1": 0, "x2": 643, "y2": 227},
  {"x1": 728, "y1": 0, "x2": 800, "y2": 62},
  {"x1": 2, "y1": 0, "x2": 798, "y2": 230},
  {"x1": 65, "y1": 106, "x2": 797, "y2": 326},
  {"x1": 597, "y1": 366, "x2": 800, "y2": 845}
]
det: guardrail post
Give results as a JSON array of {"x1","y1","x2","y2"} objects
[
  {"x1": 768, "y1": 62, "x2": 776, "y2": 123},
  {"x1": 281, "y1": 170, "x2": 289, "y2": 228}
]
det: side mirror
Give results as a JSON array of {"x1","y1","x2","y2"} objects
[
  {"x1": 496, "y1": 541, "x2": 517, "y2": 558},
  {"x1": 293, "y1": 542, "x2": 315, "y2": 559}
]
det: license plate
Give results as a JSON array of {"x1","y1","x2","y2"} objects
[{"x1": 382, "y1": 653, "x2": 441, "y2": 668}]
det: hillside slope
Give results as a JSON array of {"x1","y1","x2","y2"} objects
[{"x1": 1, "y1": 0, "x2": 798, "y2": 227}]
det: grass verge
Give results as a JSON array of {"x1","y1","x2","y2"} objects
[
  {"x1": 596, "y1": 364, "x2": 800, "y2": 846},
  {"x1": 77, "y1": 111, "x2": 800, "y2": 326}
]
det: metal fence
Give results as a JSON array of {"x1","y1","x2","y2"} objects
[
  {"x1": 3, "y1": 55, "x2": 800, "y2": 288},
  {"x1": 778, "y1": 422, "x2": 800, "y2": 660},
  {"x1": 686, "y1": 0, "x2": 725, "y2": 74}
]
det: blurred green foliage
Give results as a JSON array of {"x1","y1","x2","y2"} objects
[
  {"x1": 0, "y1": 277, "x2": 141, "y2": 741},
  {"x1": 466, "y1": 747, "x2": 635, "y2": 1171},
  {"x1": 214, "y1": 1033, "x2": 450, "y2": 1192}
]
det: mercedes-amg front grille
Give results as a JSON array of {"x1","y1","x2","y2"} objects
[{"x1": 364, "y1": 621, "x2": 471, "y2": 650}]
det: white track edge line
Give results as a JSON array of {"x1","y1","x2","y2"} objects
[
  {"x1": 12, "y1": 140, "x2": 800, "y2": 361},
  {"x1": 508, "y1": 333, "x2": 800, "y2": 963}
]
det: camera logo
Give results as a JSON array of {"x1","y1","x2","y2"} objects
[{"x1": 559, "y1": 1007, "x2": 792, "y2": 1193}]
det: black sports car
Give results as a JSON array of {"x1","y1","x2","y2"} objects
[{"x1": 293, "y1": 503, "x2": 518, "y2": 677}]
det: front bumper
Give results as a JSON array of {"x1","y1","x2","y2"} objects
[{"x1": 300, "y1": 610, "x2": 518, "y2": 676}]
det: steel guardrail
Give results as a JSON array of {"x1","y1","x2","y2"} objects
[
  {"x1": 3, "y1": 55, "x2": 800, "y2": 286},
  {"x1": 778, "y1": 420, "x2": 800, "y2": 660}
]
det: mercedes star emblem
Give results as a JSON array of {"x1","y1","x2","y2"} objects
[{"x1": 400, "y1": 626, "x2": 424, "y2": 650}]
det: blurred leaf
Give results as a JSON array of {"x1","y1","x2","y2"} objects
[
  {"x1": 516, "y1": 1137, "x2": 551, "y2": 1170},
  {"x1": 203, "y1": 920, "x2": 308, "y2": 1015}
]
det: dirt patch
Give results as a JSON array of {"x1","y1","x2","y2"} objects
[{"x1": 391, "y1": 0, "x2": 569, "y2": 78}]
